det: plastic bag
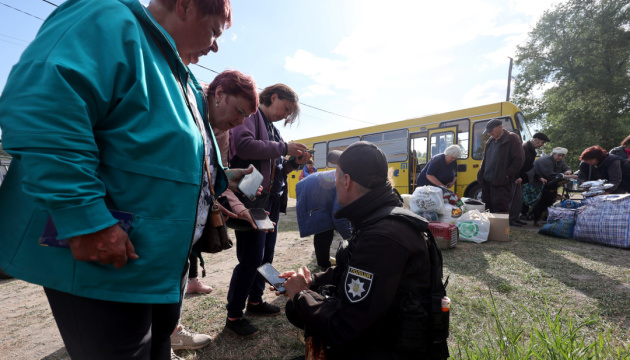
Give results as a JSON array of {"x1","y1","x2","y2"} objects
[
  {"x1": 410, "y1": 186, "x2": 444, "y2": 214},
  {"x1": 455, "y1": 209, "x2": 490, "y2": 243}
]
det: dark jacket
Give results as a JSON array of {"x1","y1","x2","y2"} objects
[
  {"x1": 518, "y1": 140, "x2": 541, "y2": 184},
  {"x1": 610, "y1": 146, "x2": 629, "y2": 161},
  {"x1": 477, "y1": 129, "x2": 525, "y2": 186},
  {"x1": 286, "y1": 184, "x2": 433, "y2": 359},
  {"x1": 577, "y1": 155, "x2": 630, "y2": 193},
  {"x1": 533, "y1": 154, "x2": 571, "y2": 180},
  {"x1": 229, "y1": 108, "x2": 298, "y2": 213}
]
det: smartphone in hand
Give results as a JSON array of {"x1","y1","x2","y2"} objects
[
  {"x1": 257, "y1": 262, "x2": 285, "y2": 294},
  {"x1": 249, "y1": 208, "x2": 274, "y2": 231},
  {"x1": 237, "y1": 167, "x2": 263, "y2": 201}
]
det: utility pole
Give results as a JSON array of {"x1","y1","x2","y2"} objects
[{"x1": 506, "y1": 57, "x2": 513, "y2": 102}]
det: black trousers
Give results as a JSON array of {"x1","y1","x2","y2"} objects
[
  {"x1": 45, "y1": 287, "x2": 181, "y2": 360},
  {"x1": 313, "y1": 229, "x2": 335, "y2": 269}
]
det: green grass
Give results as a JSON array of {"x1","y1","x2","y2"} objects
[{"x1": 447, "y1": 230, "x2": 630, "y2": 359}]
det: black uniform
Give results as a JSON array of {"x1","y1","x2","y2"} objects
[{"x1": 285, "y1": 184, "x2": 435, "y2": 359}]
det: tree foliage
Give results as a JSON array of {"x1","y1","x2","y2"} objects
[{"x1": 514, "y1": 0, "x2": 630, "y2": 168}]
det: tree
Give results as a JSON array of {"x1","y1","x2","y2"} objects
[{"x1": 514, "y1": 0, "x2": 630, "y2": 168}]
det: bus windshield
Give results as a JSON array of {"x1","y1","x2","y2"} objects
[{"x1": 515, "y1": 113, "x2": 533, "y2": 142}]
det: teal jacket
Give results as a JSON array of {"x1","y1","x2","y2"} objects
[{"x1": 0, "y1": 0, "x2": 227, "y2": 304}]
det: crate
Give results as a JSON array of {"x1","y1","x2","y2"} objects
[{"x1": 428, "y1": 221, "x2": 458, "y2": 250}]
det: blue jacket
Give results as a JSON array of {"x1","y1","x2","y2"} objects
[
  {"x1": 296, "y1": 171, "x2": 351, "y2": 239},
  {"x1": 0, "y1": 0, "x2": 226, "y2": 304}
]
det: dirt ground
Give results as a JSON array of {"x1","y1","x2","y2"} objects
[{"x1": 0, "y1": 198, "x2": 336, "y2": 360}]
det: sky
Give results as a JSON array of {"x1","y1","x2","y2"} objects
[{"x1": 0, "y1": 0, "x2": 559, "y2": 141}]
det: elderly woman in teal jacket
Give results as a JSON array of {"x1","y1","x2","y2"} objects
[{"x1": 0, "y1": 0, "x2": 256, "y2": 358}]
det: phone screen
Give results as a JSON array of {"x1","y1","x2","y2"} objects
[
  {"x1": 257, "y1": 263, "x2": 285, "y2": 294},
  {"x1": 249, "y1": 208, "x2": 275, "y2": 231},
  {"x1": 237, "y1": 167, "x2": 263, "y2": 201}
]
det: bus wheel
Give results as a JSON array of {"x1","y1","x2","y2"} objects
[{"x1": 466, "y1": 183, "x2": 483, "y2": 201}]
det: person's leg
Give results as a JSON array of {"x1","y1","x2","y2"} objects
[
  {"x1": 45, "y1": 287, "x2": 177, "y2": 360},
  {"x1": 313, "y1": 229, "x2": 335, "y2": 269},
  {"x1": 247, "y1": 196, "x2": 281, "y2": 304},
  {"x1": 482, "y1": 182, "x2": 493, "y2": 212},
  {"x1": 509, "y1": 183, "x2": 523, "y2": 223},
  {"x1": 226, "y1": 229, "x2": 267, "y2": 319},
  {"x1": 151, "y1": 302, "x2": 182, "y2": 359},
  {"x1": 186, "y1": 254, "x2": 213, "y2": 294},
  {"x1": 491, "y1": 184, "x2": 513, "y2": 213}
]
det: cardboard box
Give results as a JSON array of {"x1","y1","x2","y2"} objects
[{"x1": 487, "y1": 213, "x2": 510, "y2": 241}]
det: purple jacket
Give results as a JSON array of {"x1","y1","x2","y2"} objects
[{"x1": 229, "y1": 109, "x2": 297, "y2": 210}]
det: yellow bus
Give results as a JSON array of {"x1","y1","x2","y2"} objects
[{"x1": 287, "y1": 101, "x2": 533, "y2": 199}]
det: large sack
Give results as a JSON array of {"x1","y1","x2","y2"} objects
[
  {"x1": 547, "y1": 207, "x2": 579, "y2": 222},
  {"x1": 410, "y1": 186, "x2": 444, "y2": 214},
  {"x1": 455, "y1": 209, "x2": 490, "y2": 243},
  {"x1": 573, "y1": 194, "x2": 630, "y2": 248},
  {"x1": 538, "y1": 219, "x2": 576, "y2": 239}
]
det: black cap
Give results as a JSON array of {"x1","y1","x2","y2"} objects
[
  {"x1": 482, "y1": 119, "x2": 503, "y2": 134},
  {"x1": 328, "y1": 141, "x2": 388, "y2": 189},
  {"x1": 532, "y1": 132, "x2": 550, "y2": 142}
]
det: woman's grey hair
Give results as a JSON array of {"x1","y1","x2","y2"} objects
[{"x1": 444, "y1": 145, "x2": 462, "y2": 158}]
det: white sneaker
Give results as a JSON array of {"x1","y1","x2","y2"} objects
[{"x1": 171, "y1": 325, "x2": 212, "y2": 350}]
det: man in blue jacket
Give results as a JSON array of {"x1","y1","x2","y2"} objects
[{"x1": 0, "y1": 0, "x2": 253, "y2": 359}]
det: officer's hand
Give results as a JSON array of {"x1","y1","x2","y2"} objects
[
  {"x1": 283, "y1": 266, "x2": 311, "y2": 299},
  {"x1": 69, "y1": 225, "x2": 139, "y2": 269},
  {"x1": 515, "y1": 178, "x2": 522, "y2": 184}
]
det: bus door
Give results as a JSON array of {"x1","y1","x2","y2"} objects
[
  {"x1": 427, "y1": 127, "x2": 457, "y2": 188},
  {"x1": 409, "y1": 132, "x2": 428, "y2": 192}
]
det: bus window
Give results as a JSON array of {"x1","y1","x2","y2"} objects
[
  {"x1": 411, "y1": 134, "x2": 428, "y2": 165},
  {"x1": 430, "y1": 132, "x2": 454, "y2": 158},
  {"x1": 441, "y1": 119, "x2": 470, "y2": 158},
  {"x1": 472, "y1": 117, "x2": 514, "y2": 160},
  {"x1": 362, "y1": 129, "x2": 408, "y2": 162},
  {"x1": 328, "y1": 137, "x2": 360, "y2": 167},
  {"x1": 313, "y1": 142, "x2": 327, "y2": 169}
]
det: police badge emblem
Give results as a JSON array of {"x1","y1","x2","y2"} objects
[{"x1": 344, "y1": 266, "x2": 373, "y2": 303}]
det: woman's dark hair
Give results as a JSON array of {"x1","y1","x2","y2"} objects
[
  {"x1": 259, "y1": 84, "x2": 300, "y2": 126},
  {"x1": 306, "y1": 159, "x2": 313, "y2": 165},
  {"x1": 621, "y1": 135, "x2": 630, "y2": 147},
  {"x1": 160, "y1": 0, "x2": 232, "y2": 27},
  {"x1": 580, "y1": 145, "x2": 607, "y2": 162},
  {"x1": 206, "y1": 69, "x2": 258, "y2": 111}
]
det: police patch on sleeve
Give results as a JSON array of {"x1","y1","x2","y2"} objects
[{"x1": 344, "y1": 266, "x2": 373, "y2": 303}]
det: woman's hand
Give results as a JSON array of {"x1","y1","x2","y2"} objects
[
  {"x1": 225, "y1": 166, "x2": 254, "y2": 193},
  {"x1": 69, "y1": 225, "x2": 139, "y2": 269},
  {"x1": 287, "y1": 142, "x2": 308, "y2": 158}
]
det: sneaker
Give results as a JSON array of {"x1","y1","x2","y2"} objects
[
  {"x1": 246, "y1": 301, "x2": 281, "y2": 317},
  {"x1": 186, "y1": 277, "x2": 213, "y2": 294},
  {"x1": 171, "y1": 326, "x2": 212, "y2": 350},
  {"x1": 509, "y1": 221, "x2": 522, "y2": 227},
  {"x1": 170, "y1": 349, "x2": 183, "y2": 360},
  {"x1": 225, "y1": 317, "x2": 259, "y2": 338}
]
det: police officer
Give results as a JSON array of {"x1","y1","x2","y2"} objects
[{"x1": 278, "y1": 141, "x2": 447, "y2": 359}]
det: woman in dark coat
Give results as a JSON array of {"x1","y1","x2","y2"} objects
[{"x1": 579, "y1": 146, "x2": 630, "y2": 194}]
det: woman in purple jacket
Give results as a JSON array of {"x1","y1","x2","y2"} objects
[{"x1": 225, "y1": 84, "x2": 310, "y2": 338}]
